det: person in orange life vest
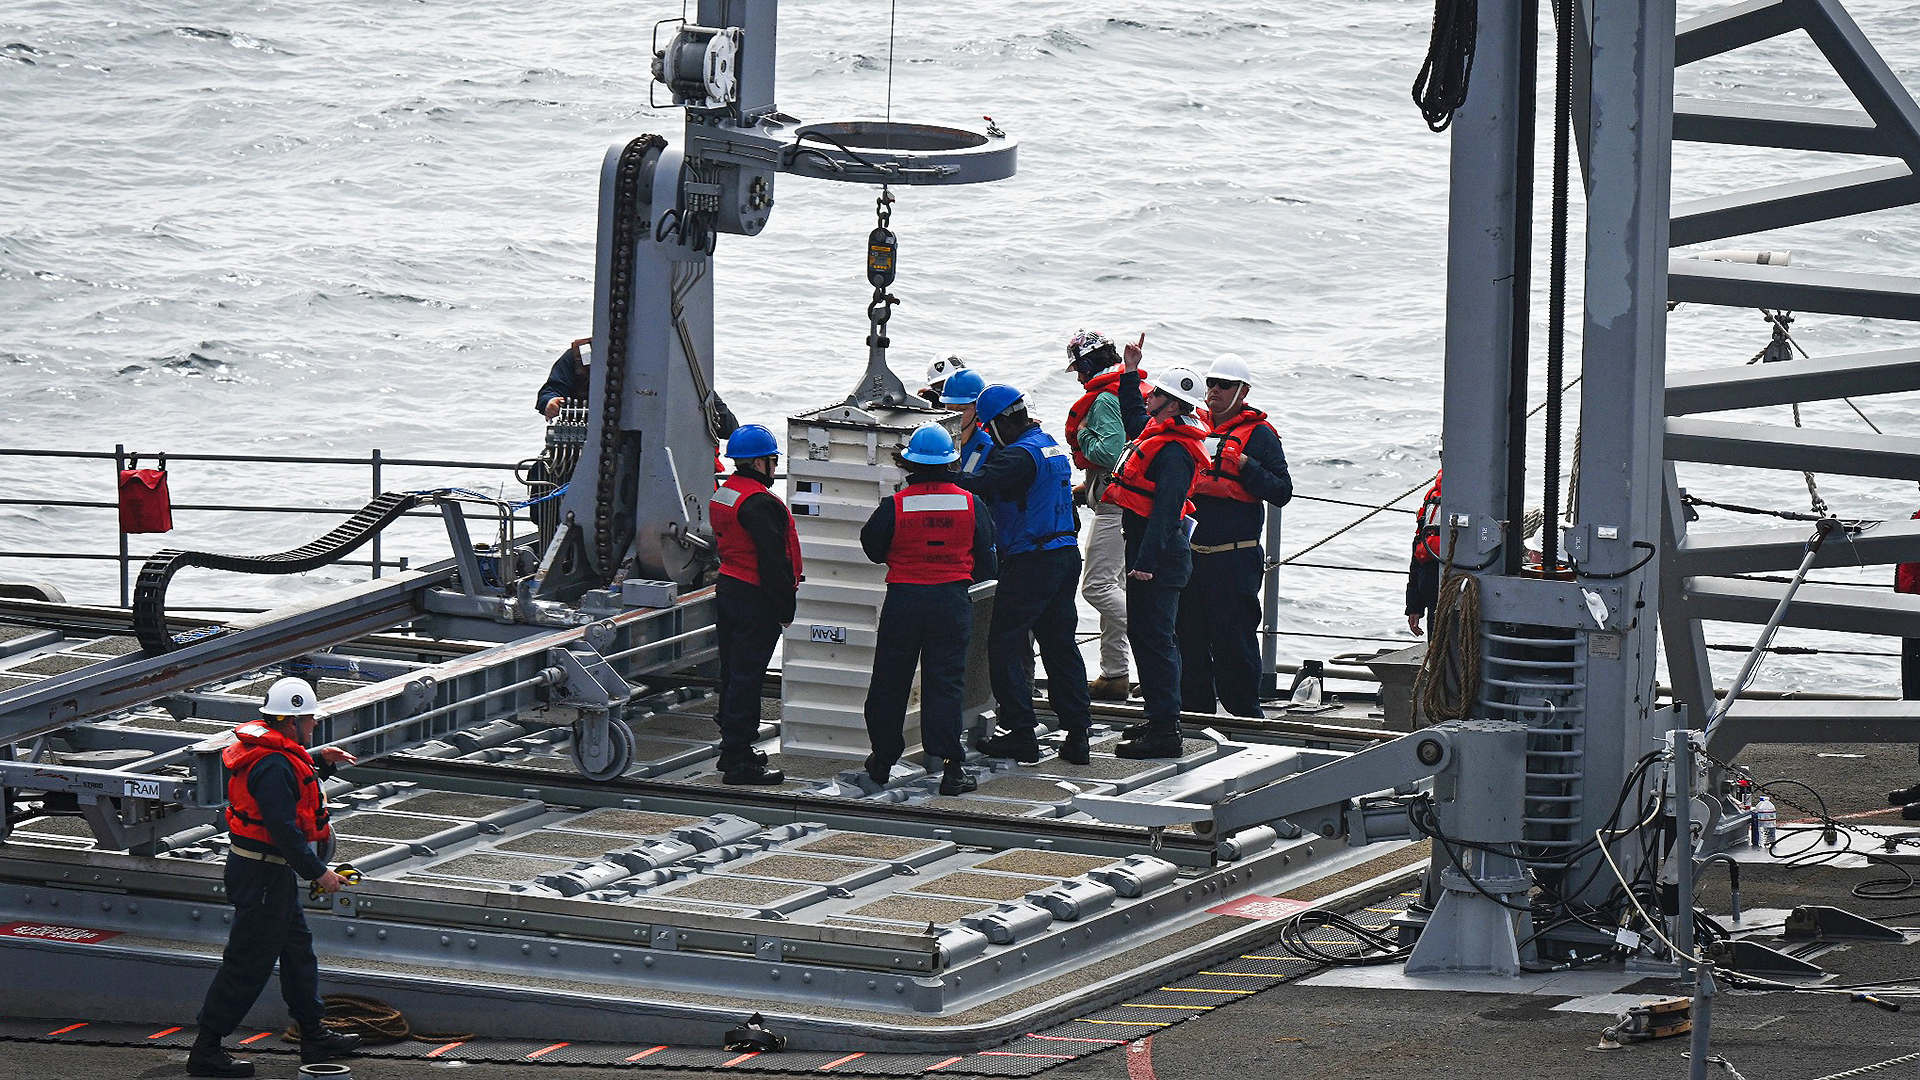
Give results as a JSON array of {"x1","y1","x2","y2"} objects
[
  {"x1": 860, "y1": 424, "x2": 998, "y2": 796},
  {"x1": 1104, "y1": 335, "x2": 1211, "y2": 759},
  {"x1": 190, "y1": 678, "x2": 360, "y2": 1078},
  {"x1": 710, "y1": 423, "x2": 801, "y2": 786},
  {"x1": 1065, "y1": 329, "x2": 1136, "y2": 703},
  {"x1": 1407, "y1": 468, "x2": 1444, "y2": 636},
  {"x1": 1177, "y1": 353, "x2": 1293, "y2": 717},
  {"x1": 954, "y1": 383, "x2": 1095, "y2": 766}
]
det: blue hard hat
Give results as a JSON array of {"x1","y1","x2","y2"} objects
[
  {"x1": 939, "y1": 368, "x2": 987, "y2": 406},
  {"x1": 901, "y1": 423, "x2": 960, "y2": 465},
  {"x1": 975, "y1": 383, "x2": 1025, "y2": 424},
  {"x1": 724, "y1": 423, "x2": 780, "y2": 460}
]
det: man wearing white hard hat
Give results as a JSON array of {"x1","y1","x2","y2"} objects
[
  {"x1": 1103, "y1": 335, "x2": 1211, "y2": 758},
  {"x1": 917, "y1": 352, "x2": 969, "y2": 408},
  {"x1": 190, "y1": 677, "x2": 360, "y2": 1077},
  {"x1": 1180, "y1": 353, "x2": 1293, "y2": 717}
]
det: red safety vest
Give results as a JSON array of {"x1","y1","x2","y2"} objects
[
  {"x1": 711, "y1": 472, "x2": 804, "y2": 589},
  {"x1": 1899, "y1": 509, "x2": 1920, "y2": 594},
  {"x1": 223, "y1": 721, "x2": 331, "y2": 849},
  {"x1": 1412, "y1": 470, "x2": 1444, "y2": 563},
  {"x1": 1063, "y1": 368, "x2": 1145, "y2": 471},
  {"x1": 1103, "y1": 417, "x2": 1209, "y2": 519},
  {"x1": 1190, "y1": 406, "x2": 1274, "y2": 503},
  {"x1": 886, "y1": 482, "x2": 977, "y2": 585}
]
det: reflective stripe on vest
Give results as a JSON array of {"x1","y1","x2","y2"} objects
[
  {"x1": 222, "y1": 721, "x2": 331, "y2": 850},
  {"x1": 887, "y1": 482, "x2": 977, "y2": 584},
  {"x1": 711, "y1": 473, "x2": 804, "y2": 588},
  {"x1": 1103, "y1": 417, "x2": 1209, "y2": 519},
  {"x1": 990, "y1": 427, "x2": 1078, "y2": 556},
  {"x1": 958, "y1": 425, "x2": 994, "y2": 477},
  {"x1": 1190, "y1": 406, "x2": 1273, "y2": 503}
]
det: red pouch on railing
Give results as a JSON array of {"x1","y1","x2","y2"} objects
[{"x1": 118, "y1": 468, "x2": 174, "y2": 533}]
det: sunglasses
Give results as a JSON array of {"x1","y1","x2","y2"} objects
[{"x1": 1206, "y1": 378, "x2": 1243, "y2": 390}]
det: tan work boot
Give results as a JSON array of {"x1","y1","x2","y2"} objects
[{"x1": 1088, "y1": 675, "x2": 1131, "y2": 701}]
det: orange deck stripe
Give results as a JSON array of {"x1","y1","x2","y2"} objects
[
  {"x1": 928, "y1": 1056, "x2": 965, "y2": 1069},
  {"x1": 821, "y1": 1052, "x2": 867, "y2": 1069},
  {"x1": 526, "y1": 1042, "x2": 569, "y2": 1060},
  {"x1": 148, "y1": 1027, "x2": 182, "y2": 1040},
  {"x1": 626, "y1": 1046, "x2": 668, "y2": 1062},
  {"x1": 426, "y1": 1041, "x2": 467, "y2": 1058},
  {"x1": 722, "y1": 1051, "x2": 760, "y2": 1067},
  {"x1": 238, "y1": 1032, "x2": 275, "y2": 1045},
  {"x1": 45, "y1": 1023, "x2": 87, "y2": 1036}
]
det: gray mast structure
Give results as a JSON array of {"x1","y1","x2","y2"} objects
[{"x1": 535, "y1": 0, "x2": 1014, "y2": 599}]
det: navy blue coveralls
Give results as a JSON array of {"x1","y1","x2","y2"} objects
[
  {"x1": 860, "y1": 470, "x2": 998, "y2": 765},
  {"x1": 1179, "y1": 412, "x2": 1292, "y2": 716},
  {"x1": 534, "y1": 343, "x2": 586, "y2": 415},
  {"x1": 957, "y1": 423, "x2": 1093, "y2": 741},
  {"x1": 196, "y1": 752, "x2": 333, "y2": 1038},
  {"x1": 714, "y1": 472, "x2": 800, "y2": 768},
  {"x1": 1116, "y1": 372, "x2": 1199, "y2": 731}
]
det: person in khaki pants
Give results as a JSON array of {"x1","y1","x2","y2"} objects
[{"x1": 1063, "y1": 329, "x2": 1135, "y2": 701}]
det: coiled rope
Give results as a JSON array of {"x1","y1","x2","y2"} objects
[
  {"x1": 282, "y1": 993, "x2": 473, "y2": 1044},
  {"x1": 1414, "y1": 527, "x2": 1482, "y2": 721}
]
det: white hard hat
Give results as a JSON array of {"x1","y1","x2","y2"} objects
[
  {"x1": 1207, "y1": 352, "x2": 1254, "y2": 387},
  {"x1": 1153, "y1": 365, "x2": 1207, "y2": 408},
  {"x1": 925, "y1": 353, "x2": 967, "y2": 386},
  {"x1": 260, "y1": 676, "x2": 320, "y2": 718}
]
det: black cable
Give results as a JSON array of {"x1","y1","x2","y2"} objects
[
  {"x1": 1275, "y1": 910, "x2": 1413, "y2": 966},
  {"x1": 1411, "y1": 0, "x2": 1478, "y2": 132}
]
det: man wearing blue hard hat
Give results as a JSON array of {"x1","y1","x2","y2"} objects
[
  {"x1": 709, "y1": 423, "x2": 801, "y2": 785},
  {"x1": 938, "y1": 368, "x2": 994, "y2": 477},
  {"x1": 860, "y1": 423, "x2": 998, "y2": 795},
  {"x1": 957, "y1": 384, "x2": 1094, "y2": 766}
]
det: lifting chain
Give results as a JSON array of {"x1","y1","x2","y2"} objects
[{"x1": 866, "y1": 186, "x2": 900, "y2": 351}]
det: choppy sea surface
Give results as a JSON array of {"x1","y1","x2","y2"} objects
[{"x1": 4, "y1": 1, "x2": 1920, "y2": 696}]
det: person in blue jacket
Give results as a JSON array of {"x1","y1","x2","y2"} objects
[
  {"x1": 938, "y1": 368, "x2": 995, "y2": 477},
  {"x1": 956, "y1": 384, "x2": 1093, "y2": 766}
]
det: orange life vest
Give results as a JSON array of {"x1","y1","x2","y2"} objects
[
  {"x1": 1103, "y1": 417, "x2": 1209, "y2": 519},
  {"x1": 223, "y1": 721, "x2": 331, "y2": 849},
  {"x1": 1190, "y1": 406, "x2": 1274, "y2": 503},
  {"x1": 1063, "y1": 367, "x2": 1144, "y2": 471},
  {"x1": 1412, "y1": 471, "x2": 1444, "y2": 562},
  {"x1": 886, "y1": 482, "x2": 978, "y2": 585},
  {"x1": 711, "y1": 472, "x2": 804, "y2": 589}
]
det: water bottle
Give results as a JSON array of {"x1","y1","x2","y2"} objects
[{"x1": 1752, "y1": 796, "x2": 1777, "y2": 847}]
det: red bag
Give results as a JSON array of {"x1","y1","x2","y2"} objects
[{"x1": 118, "y1": 467, "x2": 173, "y2": 533}]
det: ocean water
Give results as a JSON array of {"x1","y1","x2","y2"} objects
[{"x1": 3, "y1": 1, "x2": 1919, "y2": 696}]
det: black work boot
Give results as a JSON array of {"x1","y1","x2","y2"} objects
[
  {"x1": 863, "y1": 754, "x2": 893, "y2": 786},
  {"x1": 1902, "y1": 802, "x2": 1920, "y2": 822},
  {"x1": 939, "y1": 758, "x2": 977, "y2": 796},
  {"x1": 187, "y1": 1031, "x2": 255, "y2": 1078},
  {"x1": 1059, "y1": 731, "x2": 1092, "y2": 766},
  {"x1": 1890, "y1": 784, "x2": 1920, "y2": 806},
  {"x1": 1115, "y1": 726, "x2": 1184, "y2": 759},
  {"x1": 721, "y1": 748, "x2": 786, "y2": 786},
  {"x1": 299, "y1": 1027, "x2": 363, "y2": 1065},
  {"x1": 974, "y1": 728, "x2": 1041, "y2": 763}
]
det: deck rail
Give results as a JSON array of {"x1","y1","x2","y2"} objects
[{"x1": 0, "y1": 445, "x2": 529, "y2": 607}]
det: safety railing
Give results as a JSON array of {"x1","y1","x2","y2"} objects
[{"x1": 0, "y1": 445, "x2": 530, "y2": 607}]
